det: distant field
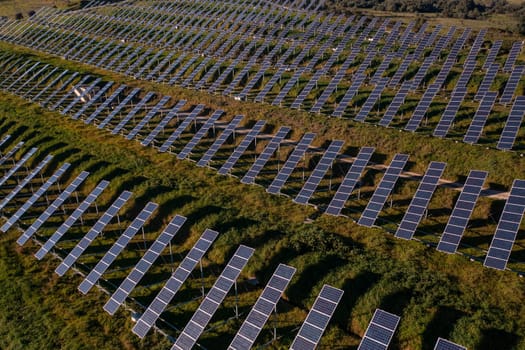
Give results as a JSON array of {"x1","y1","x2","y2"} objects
[{"x1": 0, "y1": 0, "x2": 77, "y2": 18}]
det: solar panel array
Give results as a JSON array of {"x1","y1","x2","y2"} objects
[
  {"x1": 228, "y1": 264, "x2": 296, "y2": 350},
  {"x1": 104, "y1": 215, "x2": 187, "y2": 315},
  {"x1": 395, "y1": 162, "x2": 446, "y2": 240},
  {"x1": 55, "y1": 190, "x2": 133, "y2": 277},
  {"x1": 497, "y1": 95, "x2": 525, "y2": 150},
  {"x1": 484, "y1": 179, "x2": 525, "y2": 270},
  {"x1": 132, "y1": 228, "x2": 219, "y2": 338},
  {"x1": 177, "y1": 110, "x2": 224, "y2": 160},
  {"x1": 78, "y1": 201, "x2": 158, "y2": 294},
  {"x1": 437, "y1": 170, "x2": 487, "y2": 254},
  {"x1": 35, "y1": 180, "x2": 110, "y2": 260},
  {"x1": 358, "y1": 309, "x2": 400, "y2": 350},
  {"x1": 358, "y1": 154, "x2": 409, "y2": 227},
  {"x1": 434, "y1": 337, "x2": 467, "y2": 350},
  {"x1": 172, "y1": 245, "x2": 254, "y2": 350},
  {"x1": 290, "y1": 285, "x2": 344, "y2": 350}
]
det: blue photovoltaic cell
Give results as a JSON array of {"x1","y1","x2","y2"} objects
[
  {"x1": 34, "y1": 180, "x2": 110, "y2": 260},
  {"x1": 289, "y1": 285, "x2": 344, "y2": 350},
  {"x1": 112, "y1": 92, "x2": 156, "y2": 134},
  {"x1": 437, "y1": 170, "x2": 487, "y2": 253},
  {"x1": 228, "y1": 264, "x2": 296, "y2": 350},
  {"x1": 266, "y1": 133, "x2": 316, "y2": 194},
  {"x1": 218, "y1": 120, "x2": 266, "y2": 175},
  {"x1": 0, "y1": 147, "x2": 37, "y2": 187},
  {"x1": 358, "y1": 154, "x2": 409, "y2": 227},
  {"x1": 474, "y1": 64, "x2": 499, "y2": 101},
  {"x1": 464, "y1": 91, "x2": 498, "y2": 144},
  {"x1": 55, "y1": 191, "x2": 132, "y2": 277},
  {"x1": 325, "y1": 147, "x2": 375, "y2": 216},
  {"x1": 433, "y1": 87, "x2": 467, "y2": 137},
  {"x1": 395, "y1": 162, "x2": 446, "y2": 240},
  {"x1": 331, "y1": 74, "x2": 366, "y2": 118},
  {"x1": 78, "y1": 202, "x2": 158, "y2": 294},
  {"x1": 497, "y1": 95, "x2": 525, "y2": 150},
  {"x1": 0, "y1": 163, "x2": 70, "y2": 233},
  {"x1": 85, "y1": 84, "x2": 127, "y2": 124},
  {"x1": 483, "y1": 40, "x2": 502, "y2": 70},
  {"x1": 17, "y1": 171, "x2": 89, "y2": 246},
  {"x1": 177, "y1": 110, "x2": 224, "y2": 160},
  {"x1": 0, "y1": 154, "x2": 53, "y2": 211},
  {"x1": 358, "y1": 309, "x2": 400, "y2": 350},
  {"x1": 103, "y1": 215, "x2": 187, "y2": 315},
  {"x1": 434, "y1": 337, "x2": 467, "y2": 350},
  {"x1": 132, "y1": 228, "x2": 219, "y2": 339},
  {"x1": 499, "y1": 66, "x2": 525, "y2": 105},
  {"x1": 294, "y1": 140, "x2": 344, "y2": 205},
  {"x1": 484, "y1": 179, "x2": 525, "y2": 270},
  {"x1": 241, "y1": 126, "x2": 291, "y2": 184},
  {"x1": 0, "y1": 141, "x2": 24, "y2": 167},
  {"x1": 354, "y1": 78, "x2": 389, "y2": 122},
  {"x1": 126, "y1": 95, "x2": 171, "y2": 140},
  {"x1": 197, "y1": 115, "x2": 244, "y2": 167},
  {"x1": 141, "y1": 100, "x2": 187, "y2": 146},
  {"x1": 171, "y1": 245, "x2": 254, "y2": 350},
  {"x1": 503, "y1": 41, "x2": 522, "y2": 72},
  {"x1": 159, "y1": 104, "x2": 205, "y2": 153},
  {"x1": 404, "y1": 84, "x2": 440, "y2": 132}
]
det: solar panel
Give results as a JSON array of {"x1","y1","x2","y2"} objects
[
  {"x1": 354, "y1": 78, "x2": 389, "y2": 122},
  {"x1": 404, "y1": 83, "x2": 440, "y2": 132},
  {"x1": 483, "y1": 40, "x2": 502, "y2": 70},
  {"x1": 97, "y1": 88, "x2": 141, "y2": 129},
  {"x1": 159, "y1": 104, "x2": 205, "y2": 153},
  {"x1": 34, "y1": 179, "x2": 109, "y2": 259},
  {"x1": 436, "y1": 170, "x2": 487, "y2": 254},
  {"x1": 289, "y1": 284, "x2": 344, "y2": 350},
  {"x1": 126, "y1": 95, "x2": 171, "y2": 140},
  {"x1": 484, "y1": 179, "x2": 525, "y2": 270},
  {"x1": 112, "y1": 92, "x2": 156, "y2": 134},
  {"x1": 433, "y1": 87, "x2": 467, "y2": 137},
  {"x1": 0, "y1": 141, "x2": 24, "y2": 167},
  {"x1": 294, "y1": 140, "x2": 344, "y2": 205},
  {"x1": 474, "y1": 64, "x2": 499, "y2": 101},
  {"x1": 388, "y1": 54, "x2": 414, "y2": 88},
  {"x1": 32, "y1": 69, "x2": 69, "y2": 103},
  {"x1": 16, "y1": 171, "x2": 89, "y2": 246},
  {"x1": 218, "y1": 120, "x2": 265, "y2": 175},
  {"x1": 323, "y1": 146, "x2": 373, "y2": 216},
  {"x1": 358, "y1": 154, "x2": 409, "y2": 227},
  {"x1": 395, "y1": 162, "x2": 446, "y2": 240},
  {"x1": 55, "y1": 190, "x2": 133, "y2": 277},
  {"x1": 197, "y1": 115, "x2": 244, "y2": 167},
  {"x1": 6, "y1": 61, "x2": 40, "y2": 90},
  {"x1": 500, "y1": 65, "x2": 525, "y2": 105},
  {"x1": 0, "y1": 154, "x2": 52, "y2": 211},
  {"x1": 331, "y1": 74, "x2": 366, "y2": 118},
  {"x1": 266, "y1": 133, "x2": 316, "y2": 194},
  {"x1": 228, "y1": 264, "x2": 296, "y2": 350},
  {"x1": 140, "y1": 100, "x2": 186, "y2": 146},
  {"x1": 15, "y1": 63, "x2": 50, "y2": 95},
  {"x1": 132, "y1": 228, "x2": 219, "y2": 338},
  {"x1": 85, "y1": 84, "x2": 127, "y2": 124},
  {"x1": 49, "y1": 75, "x2": 91, "y2": 111},
  {"x1": 0, "y1": 163, "x2": 70, "y2": 233},
  {"x1": 464, "y1": 91, "x2": 498, "y2": 144},
  {"x1": 78, "y1": 201, "x2": 158, "y2": 294},
  {"x1": 60, "y1": 78, "x2": 102, "y2": 115},
  {"x1": 434, "y1": 337, "x2": 467, "y2": 350},
  {"x1": 0, "y1": 147, "x2": 37, "y2": 187},
  {"x1": 378, "y1": 82, "x2": 411, "y2": 127},
  {"x1": 180, "y1": 57, "x2": 211, "y2": 88},
  {"x1": 497, "y1": 95, "x2": 525, "y2": 150},
  {"x1": 241, "y1": 126, "x2": 291, "y2": 184},
  {"x1": 358, "y1": 309, "x2": 400, "y2": 350},
  {"x1": 72, "y1": 81, "x2": 114, "y2": 120},
  {"x1": 0, "y1": 134, "x2": 11, "y2": 150},
  {"x1": 172, "y1": 245, "x2": 254, "y2": 350},
  {"x1": 370, "y1": 54, "x2": 394, "y2": 85},
  {"x1": 104, "y1": 215, "x2": 187, "y2": 315},
  {"x1": 177, "y1": 110, "x2": 224, "y2": 160},
  {"x1": 503, "y1": 41, "x2": 522, "y2": 72}
]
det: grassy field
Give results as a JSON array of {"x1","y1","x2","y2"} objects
[{"x1": 0, "y1": 0, "x2": 77, "y2": 17}]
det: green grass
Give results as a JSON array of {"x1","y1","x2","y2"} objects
[{"x1": 0, "y1": 85, "x2": 523, "y2": 349}]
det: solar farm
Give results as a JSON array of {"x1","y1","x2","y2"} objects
[{"x1": 0, "y1": 0, "x2": 523, "y2": 349}]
